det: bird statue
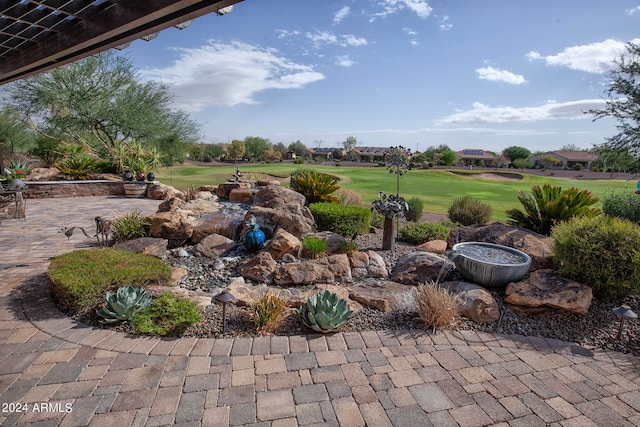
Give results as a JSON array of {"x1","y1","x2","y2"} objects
[{"x1": 58, "y1": 226, "x2": 91, "y2": 242}]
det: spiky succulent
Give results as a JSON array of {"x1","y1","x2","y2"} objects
[
  {"x1": 96, "y1": 286, "x2": 152, "y2": 324},
  {"x1": 300, "y1": 291, "x2": 353, "y2": 333}
]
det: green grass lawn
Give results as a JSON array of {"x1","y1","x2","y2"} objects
[{"x1": 155, "y1": 164, "x2": 635, "y2": 221}]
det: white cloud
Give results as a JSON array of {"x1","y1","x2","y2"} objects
[
  {"x1": 333, "y1": 6, "x2": 350, "y2": 24},
  {"x1": 141, "y1": 41, "x2": 325, "y2": 112},
  {"x1": 306, "y1": 31, "x2": 368, "y2": 47},
  {"x1": 527, "y1": 38, "x2": 640, "y2": 73},
  {"x1": 438, "y1": 99, "x2": 607, "y2": 124},
  {"x1": 402, "y1": 27, "x2": 418, "y2": 36},
  {"x1": 627, "y1": 6, "x2": 640, "y2": 15},
  {"x1": 275, "y1": 29, "x2": 300, "y2": 39},
  {"x1": 410, "y1": 39, "x2": 418, "y2": 46},
  {"x1": 335, "y1": 55, "x2": 355, "y2": 67},
  {"x1": 438, "y1": 15, "x2": 453, "y2": 31},
  {"x1": 475, "y1": 66, "x2": 527, "y2": 85},
  {"x1": 370, "y1": 0, "x2": 432, "y2": 20}
]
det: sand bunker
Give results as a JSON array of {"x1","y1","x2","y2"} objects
[{"x1": 451, "y1": 171, "x2": 523, "y2": 181}]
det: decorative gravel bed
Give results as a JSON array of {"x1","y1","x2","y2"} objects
[{"x1": 177, "y1": 228, "x2": 640, "y2": 357}]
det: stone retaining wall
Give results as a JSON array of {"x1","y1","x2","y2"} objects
[{"x1": 22, "y1": 181, "x2": 126, "y2": 199}]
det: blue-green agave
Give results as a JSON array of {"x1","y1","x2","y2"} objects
[
  {"x1": 300, "y1": 291, "x2": 353, "y2": 333},
  {"x1": 96, "y1": 286, "x2": 152, "y2": 324}
]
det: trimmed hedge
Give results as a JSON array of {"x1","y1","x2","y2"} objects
[{"x1": 309, "y1": 202, "x2": 371, "y2": 238}]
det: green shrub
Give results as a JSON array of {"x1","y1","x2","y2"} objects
[
  {"x1": 294, "y1": 157, "x2": 304, "y2": 164},
  {"x1": 602, "y1": 190, "x2": 640, "y2": 224},
  {"x1": 290, "y1": 168, "x2": 340, "y2": 204},
  {"x1": 552, "y1": 216, "x2": 640, "y2": 300},
  {"x1": 111, "y1": 210, "x2": 147, "y2": 243},
  {"x1": 405, "y1": 197, "x2": 424, "y2": 222},
  {"x1": 302, "y1": 236, "x2": 327, "y2": 258},
  {"x1": 399, "y1": 222, "x2": 451, "y2": 245},
  {"x1": 309, "y1": 202, "x2": 371, "y2": 238},
  {"x1": 133, "y1": 291, "x2": 201, "y2": 336},
  {"x1": 448, "y1": 195, "x2": 492, "y2": 226},
  {"x1": 336, "y1": 240, "x2": 359, "y2": 254},
  {"x1": 506, "y1": 183, "x2": 601, "y2": 236},
  {"x1": 48, "y1": 248, "x2": 172, "y2": 315},
  {"x1": 56, "y1": 155, "x2": 99, "y2": 179},
  {"x1": 574, "y1": 163, "x2": 584, "y2": 171},
  {"x1": 370, "y1": 210, "x2": 384, "y2": 228}
]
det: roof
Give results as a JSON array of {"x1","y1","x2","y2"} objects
[
  {"x1": 455, "y1": 149, "x2": 495, "y2": 159},
  {"x1": 549, "y1": 150, "x2": 598, "y2": 161},
  {"x1": 0, "y1": 0, "x2": 243, "y2": 85},
  {"x1": 307, "y1": 147, "x2": 340, "y2": 154},
  {"x1": 354, "y1": 146, "x2": 388, "y2": 155}
]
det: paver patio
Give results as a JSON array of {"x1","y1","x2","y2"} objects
[{"x1": 1, "y1": 196, "x2": 639, "y2": 426}]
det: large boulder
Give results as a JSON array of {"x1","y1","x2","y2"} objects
[
  {"x1": 157, "y1": 197, "x2": 186, "y2": 213},
  {"x1": 273, "y1": 254, "x2": 352, "y2": 286},
  {"x1": 192, "y1": 233, "x2": 237, "y2": 258},
  {"x1": 504, "y1": 269, "x2": 593, "y2": 314},
  {"x1": 182, "y1": 199, "x2": 221, "y2": 214},
  {"x1": 439, "y1": 281, "x2": 500, "y2": 323},
  {"x1": 416, "y1": 240, "x2": 447, "y2": 254},
  {"x1": 146, "y1": 211, "x2": 194, "y2": 247},
  {"x1": 147, "y1": 182, "x2": 184, "y2": 201},
  {"x1": 191, "y1": 213, "x2": 245, "y2": 243},
  {"x1": 348, "y1": 251, "x2": 388, "y2": 279},
  {"x1": 348, "y1": 280, "x2": 416, "y2": 312},
  {"x1": 237, "y1": 252, "x2": 277, "y2": 283},
  {"x1": 367, "y1": 250, "x2": 388, "y2": 278},
  {"x1": 26, "y1": 167, "x2": 63, "y2": 181},
  {"x1": 447, "y1": 222, "x2": 554, "y2": 271},
  {"x1": 113, "y1": 237, "x2": 168, "y2": 258},
  {"x1": 215, "y1": 182, "x2": 251, "y2": 199},
  {"x1": 252, "y1": 185, "x2": 306, "y2": 209},
  {"x1": 265, "y1": 228, "x2": 301, "y2": 260},
  {"x1": 245, "y1": 205, "x2": 315, "y2": 239},
  {"x1": 390, "y1": 252, "x2": 449, "y2": 285}
]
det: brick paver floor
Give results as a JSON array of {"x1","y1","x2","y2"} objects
[{"x1": 1, "y1": 195, "x2": 639, "y2": 426}]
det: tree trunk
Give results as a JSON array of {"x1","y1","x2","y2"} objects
[{"x1": 382, "y1": 216, "x2": 395, "y2": 250}]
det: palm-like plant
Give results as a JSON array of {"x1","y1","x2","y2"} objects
[
  {"x1": 290, "y1": 168, "x2": 340, "y2": 204},
  {"x1": 506, "y1": 183, "x2": 601, "y2": 236}
]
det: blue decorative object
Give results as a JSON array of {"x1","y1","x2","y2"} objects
[
  {"x1": 244, "y1": 222, "x2": 265, "y2": 252},
  {"x1": 123, "y1": 170, "x2": 134, "y2": 181},
  {"x1": 147, "y1": 172, "x2": 155, "y2": 182}
]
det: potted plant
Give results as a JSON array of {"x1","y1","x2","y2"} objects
[{"x1": 3, "y1": 159, "x2": 31, "y2": 190}]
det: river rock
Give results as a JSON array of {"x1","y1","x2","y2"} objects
[
  {"x1": 390, "y1": 252, "x2": 449, "y2": 285},
  {"x1": 192, "y1": 233, "x2": 237, "y2": 258},
  {"x1": 113, "y1": 237, "x2": 168, "y2": 258},
  {"x1": 172, "y1": 267, "x2": 188, "y2": 285},
  {"x1": 237, "y1": 252, "x2": 277, "y2": 283},
  {"x1": 147, "y1": 182, "x2": 184, "y2": 201},
  {"x1": 265, "y1": 228, "x2": 301, "y2": 260},
  {"x1": 504, "y1": 269, "x2": 593, "y2": 314},
  {"x1": 348, "y1": 280, "x2": 416, "y2": 312},
  {"x1": 273, "y1": 254, "x2": 352, "y2": 286},
  {"x1": 447, "y1": 222, "x2": 554, "y2": 270},
  {"x1": 439, "y1": 281, "x2": 500, "y2": 323}
]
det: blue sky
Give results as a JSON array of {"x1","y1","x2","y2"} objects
[{"x1": 124, "y1": 1, "x2": 640, "y2": 153}]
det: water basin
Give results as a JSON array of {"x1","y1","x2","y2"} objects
[{"x1": 447, "y1": 242, "x2": 531, "y2": 288}]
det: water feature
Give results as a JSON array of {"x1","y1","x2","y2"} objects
[{"x1": 447, "y1": 242, "x2": 531, "y2": 288}]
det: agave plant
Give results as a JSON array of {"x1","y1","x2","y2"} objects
[
  {"x1": 96, "y1": 286, "x2": 153, "y2": 324},
  {"x1": 300, "y1": 291, "x2": 353, "y2": 333}
]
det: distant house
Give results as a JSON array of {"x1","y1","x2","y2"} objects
[
  {"x1": 455, "y1": 149, "x2": 499, "y2": 167},
  {"x1": 353, "y1": 146, "x2": 388, "y2": 162},
  {"x1": 529, "y1": 150, "x2": 598, "y2": 170},
  {"x1": 305, "y1": 147, "x2": 341, "y2": 161}
]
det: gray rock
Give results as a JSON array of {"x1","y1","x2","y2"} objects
[
  {"x1": 273, "y1": 254, "x2": 353, "y2": 286},
  {"x1": 390, "y1": 252, "x2": 449, "y2": 285},
  {"x1": 113, "y1": 237, "x2": 168, "y2": 258},
  {"x1": 440, "y1": 281, "x2": 500, "y2": 323},
  {"x1": 192, "y1": 233, "x2": 238, "y2": 258}
]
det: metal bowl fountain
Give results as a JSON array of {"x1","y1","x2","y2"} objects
[{"x1": 447, "y1": 242, "x2": 531, "y2": 288}]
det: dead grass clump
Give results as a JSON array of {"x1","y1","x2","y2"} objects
[
  {"x1": 249, "y1": 291, "x2": 289, "y2": 334},
  {"x1": 336, "y1": 188, "x2": 363, "y2": 206},
  {"x1": 416, "y1": 282, "x2": 463, "y2": 332}
]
